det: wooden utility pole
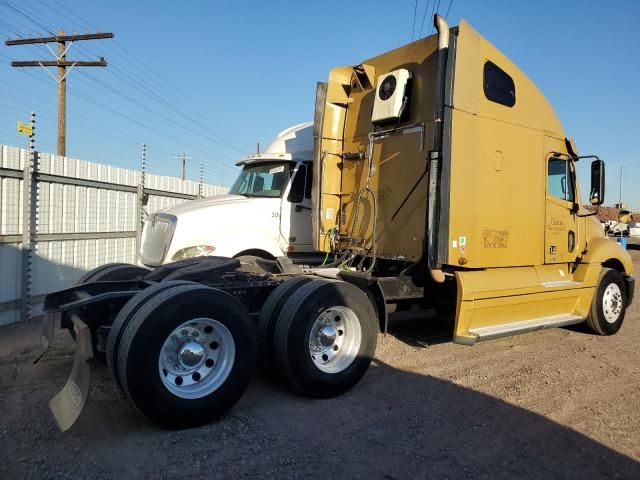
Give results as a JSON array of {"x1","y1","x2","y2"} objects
[
  {"x1": 5, "y1": 31, "x2": 113, "y2": 157},
  {"x1": 175, "y1": 153, "x2": 192, "y2": 181},
  {"x1": 57, "y1": 34, "x2": 67, "y2": 156}
]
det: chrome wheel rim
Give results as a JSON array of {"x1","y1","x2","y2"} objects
[
  {"x1": 308, "y1": 306, "x2": 361, "y2": 373},
  {"x1": 159, "y1": 318, "x2": 235, "y2": 399},
  {"x1": 602, "y1": 283, "x2": 623, "y2": 324}
]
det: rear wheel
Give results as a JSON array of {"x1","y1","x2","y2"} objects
[
  {"x1": 585, "y1": 268, "x2": 628, "y2": 335},
  {"x1": 106, "y1": 280, "x2": 195, "y2": 391},
  {"x1": 69, "y1": 263, "x2": 150, "y2": 343},
  {"x1": 116, "y1": 284, "x2": 255, "y2": 429},
  {"x1": 256, "y1": 276, "x2": 314, "y2": 374},
  {"x1": 273, "y1": 279, "x2": 378, "y2": 398},
  {"x1": 76, "y1": 263, "x2": 150, "y2": 284}
]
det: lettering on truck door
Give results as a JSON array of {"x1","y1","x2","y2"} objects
[{"x1": 545, "y1": 152, "x2": 579, "y2": 264}]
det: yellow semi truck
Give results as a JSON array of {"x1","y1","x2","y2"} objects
[{"x1": 41, "y1": 15, "x2": 634, "y2": 430}]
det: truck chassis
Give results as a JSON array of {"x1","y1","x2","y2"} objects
[{"x1": 41, "y1": 255, "x2": 411, "y2": 430}]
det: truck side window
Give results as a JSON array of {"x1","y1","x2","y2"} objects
[
  {"x1": 484, "y1": 61, "x2": 516, "y2": 107},
  {"x1": 288, "y1": 165, "x2": 306, "y2": 203},
  {"x1": 548, "y1": 158, "x2": 575, "y2": 203}
]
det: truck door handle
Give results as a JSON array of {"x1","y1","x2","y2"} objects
[{"x1": 295, "y1": 205, "x2": 312, "y2": 212}]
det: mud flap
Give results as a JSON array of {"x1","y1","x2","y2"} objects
[{"x1": 49, "y1": 315, "x2": 94, "y2": 432}]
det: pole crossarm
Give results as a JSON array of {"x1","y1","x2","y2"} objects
[
  {"x1": 11, "y1": 60, "x2": 107, "y2": 67},
  {"x1": 5, "y1": 30, "x2": 112, "y2": 157},
  {"x1": 5, "y1": 32, "x2": 114, "y2": 46}
]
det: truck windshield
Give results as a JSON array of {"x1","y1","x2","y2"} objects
[{"x1": 229, "y1": 162, "x2": 294, "y2": 198}]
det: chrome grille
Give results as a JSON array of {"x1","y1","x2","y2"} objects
[{"x1": 140, "y1": 214, "x2": 176, "y2": 266}]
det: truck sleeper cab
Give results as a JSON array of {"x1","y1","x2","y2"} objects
[{"x1": 40, "y1": 15, "x2": 633, "y2": 432}]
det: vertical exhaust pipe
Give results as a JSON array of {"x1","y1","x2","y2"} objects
[{"x1": 427, "y1": 14, "x2": 449, "y2": 283}]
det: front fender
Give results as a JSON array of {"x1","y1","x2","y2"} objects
[
  {"x1": 213, "y1": 236, "x2": 285, "y2": 259},
  {"x1": 582, "y1": 236, "x2": 634, "y2": 274}
]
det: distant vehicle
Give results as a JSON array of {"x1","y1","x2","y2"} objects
[
  {"x1": 605, "y1": 220, "x2": 630, "y2": 237},
  {"x1": 139, "y1": 122, "x2": 316, "y2": 267}
]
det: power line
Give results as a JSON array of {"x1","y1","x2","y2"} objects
[
  {"x1": 411, "y1": 0, "x2": 418, "y2": 42},
  {"x1": 418, "y1": 0, "x2": 432, "y2": 39},
  {"x1": 44, "y1": 0, "x2": 251, "y2": 148},
  {"x1": 1, "y1": 1, "x2": 251, "y2": 182},
  {"x1": 444, "y1": 0, "x2": 454, "y2": 20},
  {"x1": 429, "y1": 0, "x2": 441, "y2": 35},
  {"x1": 1, "y1": 73, "x2": 233, "y2": 181},
  {"x1": 0, "y1": 0, "x2": 55, "y2": 35},
  {"x1": 4, "y1": 29, "x2": 113, "y2": 156}
]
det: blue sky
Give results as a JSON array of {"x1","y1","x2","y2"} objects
[{"x1": 0, "y1": 0, "x2": 638, "y2": 206}]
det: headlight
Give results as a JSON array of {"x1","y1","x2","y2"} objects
[{"x1": 171, "y1": 245, "x2": 215, "y2": 261}]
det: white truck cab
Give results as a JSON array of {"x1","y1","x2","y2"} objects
[{"x1": 139, "y1": 122, "x2": 314, "y2": 266}]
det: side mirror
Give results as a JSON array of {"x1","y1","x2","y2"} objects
[
  {"x1": 618, "y1": 209, "x2": 632, "y2": 225},
  {"x1": 590, "y1": 160, "x2": 605, "y2": 205}
]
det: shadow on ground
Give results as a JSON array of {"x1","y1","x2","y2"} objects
[{"x1": 1, "y1": 319, "x2": 638, "y2": 479}]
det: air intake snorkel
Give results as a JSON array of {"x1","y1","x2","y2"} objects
[{"x1": 426, "y1": 14, "x2": 449, "y2": 283}]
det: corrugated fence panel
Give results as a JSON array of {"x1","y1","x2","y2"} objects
[
  {"x1": 0, "y1": 243, "x2": 21, "y2": 326},
  {"x1": 0, "y1": 145, "x2": 228, "y2": 324}
]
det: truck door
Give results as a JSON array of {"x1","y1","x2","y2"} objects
[
  {"x1": 280, "y1": 162, "x2": 314, "y2": 252},
  {"x1": 545, "y1": 155, "x2": 579, "y2": 264}
]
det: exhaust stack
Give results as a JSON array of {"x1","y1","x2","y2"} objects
[{"x1": 427, "y1": 14, "x2": 449, "y2": 283}]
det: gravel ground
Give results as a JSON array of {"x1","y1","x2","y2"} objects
[{"x1": 2, "y1": 251, "x2": 640, "y2": 479}]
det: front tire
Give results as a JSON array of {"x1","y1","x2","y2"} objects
[
  {"x1": 585, "y1": 268, "x2": 628, "y2": 335},
  {"x1": 273, "y1": 279, "x2": 378, "y2": 398},
  {"x1": 116, "y1": 284, "x2": 256, "y2": 429}
]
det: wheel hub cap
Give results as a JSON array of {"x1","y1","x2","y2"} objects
[
  {"x1": 158, "y1": 318, "x2": 236, "y2": 399},
  {"x1": 603, "y1": 283, "x2": 623, "y2": 323},
  {"x1": 308, "y1": 306, "x2": 362, "y2": 374},
  {"x1": 178, "y1": 341, "x2": 205, "y2": 368},
  {"x1": 318, "y1": 325, "x2": 338, "y2": 347}
]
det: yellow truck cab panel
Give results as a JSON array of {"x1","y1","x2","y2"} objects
[
  {"x1": 313, "y1": 16, "x2": 633, "y2": 346},
  {"x1": 447, "y1": 20, "x2": 565, "y2": 269}
]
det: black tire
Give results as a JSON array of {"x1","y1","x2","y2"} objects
[
  {"x1": 256, "y1": 276, "x2": 314, "y2": 374},
  {"x1": 67, "y1": 263, "x2": 151, "y2": 344},
  {"x1": 585, "y1": 268, "x2": 628, "y2": 336},
  {"x1": 116, "y1": 284, "x2": 256, "y2": 429},
  {"x1": 273, "y1": 279, "x2": 378, "y2": 398},
  {"x1": 106, "y1": 280, "x2": 196, "y2": 391},
  {"x1": 76, "y1": 263, "x2": 150, "y2": 284}
]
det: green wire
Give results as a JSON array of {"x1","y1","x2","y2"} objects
[{"x1": 321, "y1": 230, "x2": 332, "y2": 266}]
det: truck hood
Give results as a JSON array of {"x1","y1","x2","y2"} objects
[
  {"x1": 152, "y1": 193, "x2": 283, "y2": 260},
  {"x1": 157, "y1": 194, "x2": 265, "y2": 216}
]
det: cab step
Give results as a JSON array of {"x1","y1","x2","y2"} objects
[{"x1": 462, "y1": 313, "x2": 583, "y2": 344}]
